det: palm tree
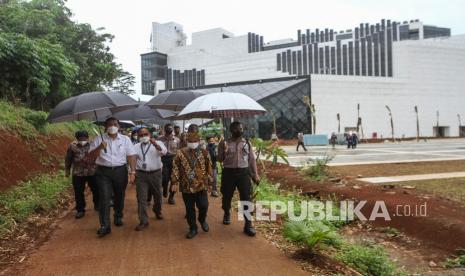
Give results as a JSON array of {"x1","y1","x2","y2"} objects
[
  {"x1": 385, "y1": 105, "x2": 394, "y2": 141},
  {"x1": 336, "y1": 113, "x2": 341, "y2": 133},
  {"x1": 436, "y1": 110, "x2": 440, "y2": 137},
  {"x1": 414, "y1": 106, "x2": 420, "y2": 141}
]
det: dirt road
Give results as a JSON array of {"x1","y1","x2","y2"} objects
[{"x1": 16, "y1": 187, "x2": 306, "y2": 275}]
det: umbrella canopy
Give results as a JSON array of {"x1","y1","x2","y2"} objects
[
  {"x1": 145, "y1": 90, "x2": 205, "y2": 111},
  {"x1": 47, "y1": 91, "x2": 139, "y2": 123},
  {"x1": 176, "y1": 92, "x2": 267, "y2": 119},
  {"x1": 112, "y1": 104, "x2": 177, "y2": 122}
]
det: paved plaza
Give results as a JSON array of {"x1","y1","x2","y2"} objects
[{"x1": 283, "y1": 138, "x2": 465, "y2": 167}]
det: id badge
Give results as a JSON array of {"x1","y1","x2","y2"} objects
[{"x1": 142, "y1": 163, "x2": 147, "y2": 170}]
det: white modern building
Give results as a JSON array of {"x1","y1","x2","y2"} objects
[{"x1": 141, "y1": 20, "x2": 465, "y2": 139}]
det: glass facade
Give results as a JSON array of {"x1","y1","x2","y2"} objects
[{"x1": 141, "y1": 52, "x2": 167, "y2": 95}]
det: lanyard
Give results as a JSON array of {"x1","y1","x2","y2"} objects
[{"x1": 141, "y1": 143, "x2": 151, "y2": 162}]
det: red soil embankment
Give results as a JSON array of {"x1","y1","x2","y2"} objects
[{"x1": 0, "y1": 131, "x2": 70, "y2": 190}]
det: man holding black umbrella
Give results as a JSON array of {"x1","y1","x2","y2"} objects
[{"x1": 89, "y1": 117, "x2": 137, "y2": 237}]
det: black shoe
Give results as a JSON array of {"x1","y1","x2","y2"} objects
[
  {"x1": 163, "y1": 189, "x2": 168, "y2": 198},
  {"x1": 75, "y1": 211, "x2": 85, "y2": 219},
  {"x1": 223, "y1": 213, "x2": 231, "y2": 225},
  {"x1": 114, "y1": 217, "x2": 123, "y2": 227},
  {"x1": 200, "y1": 221, "x2": 209, "y2": 232},
  {"x1": 168, "y1": 196, "x2": 176, "y2": 205},
  {"x1": 186, "y1": 228, "x2": 198, "y2": 239},
  {"x1": 155, "y1": 213, "x2": 164, "y2": 220},
  {"x1": 97, "y1": 227, "x2": 111, "y2": 237},
  {"x1": 135, "y1": 222, "x2": 149, "y2": 231},
  {"x1": 211, "y1": 190, "x2": 219, "y2": 197},
  {"x1": 244, "y1": 226, "x2": 256, "y2": 237}
]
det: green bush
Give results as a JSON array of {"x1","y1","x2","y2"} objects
[
  {"x1": 301, "y1": 155, "x2": 334, "y2": 181},
  {"x1": 336, "y1": 243, "x2": 403, "y2": 276},
  {"x1": 283, "y1": 220, "x2": 341, "y2": 250},
  {"x1": 0, "y1": 172, "x2": 70, "y2": 237},
  {"x1": 444, "y1": 255, "x2": 465, "y2": 268},
  {"x1": 22, "y1": 109, "x2": 48, "y2": 132}
]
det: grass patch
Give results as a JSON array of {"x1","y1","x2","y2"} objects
[
  {"x1": 0, "y1": 172, "x2": 70, "y2": 237},
  {"x1": 301, "y1": 155, "x2": 334, "y2": 181},
  {"x1": 390, "y1": 178, "x2": 465, "y2": 204},
  {"x1": 336, "y1": 242, "x2": 405, "y2": 276},
  {"x1": 0, "y1": 100, "x2": 95, "y2": 139},
  {"x1": 444, "y1": 255, "x2": 465, "y2": 268}
]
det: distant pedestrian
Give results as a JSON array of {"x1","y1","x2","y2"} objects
[
  {"x1": 89, "y1": 117, "x2": 137, "y2": 238},
  {"x1": 157, "y1": 124, "x2": 181, "y2": 204},
  {"x1": 133, "y1": 128, "x2": 167, "y2": 231},
  {"x1": 351, "y1": 132, "x2": 358, "y2": 149},
  {"x1": 346, "y1": 132, "x2": 353, "y2": 149},
  {"x1": 171, "y1": 132, "x2": 213, "y2": 239},
  {"x1": 218, "y1": 121, "x2": 259, "y2": 237},
  {"x1": 206, "y1": 136, "x2": 219, "y2": 197},
  {"x1": 296, "y1": 132, "x2": 307, "y2": 152},
  {"x1": 65, "y1": 130, "x2": 99, "y2": 219},
  {"x1": 330, "y1": 132, "x2": 337, "y2": 149}
]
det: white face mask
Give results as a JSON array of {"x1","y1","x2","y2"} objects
[
  {"x1": 140, "y1": 136, "x2": 150, "y2": 144},
  {"x1": 107, "y1": 126, "x2": 119, "y2": 135},
  {"x1": 78, "y1": 141, "x2": 88, "y2": 146},
  {"x1": 187, "y1": 142, "x2": 199, "y2": 149}
]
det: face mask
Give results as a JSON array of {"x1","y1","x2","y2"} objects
[
  {"x1": 165, "y1": 129, "x2": 173, "y2": 134},
  {"x1": 187, "y1": 142, "x2": 199, "y2": 149},
  {"x1": 132, "y1": 135, "x2": 138, "y2": 140},
  {"x1": 78, "y1": 141, "x2": 88, "y2": 146},
  {"x1": 140, "y1": 136, "x2": 150, "y2": 144},
  {"x1": 107, "y1": 126, "x2": 118, "y2": 135}
]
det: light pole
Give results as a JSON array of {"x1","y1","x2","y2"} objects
[
  {"x1": 385, "y1": 105, "x2": 394, "y2": 141},
  {"x1": 414, "y1": 106, "x2": 420, "y2": 141}
]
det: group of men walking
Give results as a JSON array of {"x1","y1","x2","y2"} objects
[{"x1": 65, "y1": 118, "x2": 258, "y2": 239}]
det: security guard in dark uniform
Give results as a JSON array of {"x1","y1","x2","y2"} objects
[{"x1": 218, "y1": 121, "x2": 260, "y2": 236}]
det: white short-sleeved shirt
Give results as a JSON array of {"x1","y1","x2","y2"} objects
[
  {"x1": 90, "y1": 133, "x2": 136, "y2": 167},
  {"x1": 134, "y1": 141, "x2": 167, "y2": 171}
]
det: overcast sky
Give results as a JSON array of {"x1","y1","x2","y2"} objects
[{"x1": 66, "y1": 0, "x2": 465, "y2": 100}]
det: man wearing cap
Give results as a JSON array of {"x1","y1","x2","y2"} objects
[
  {"x1": 157, "y1": 123, "x2": 180, "y2": 205},
  {"x1": 65, "y1": 130, "x2": 99, "y2": 219},
  {"x1": 171, "y1": 132, "x2": 213, "y2": 239},
  {"x1": 133, "y1": 127, "x2": 167, "y2": 231},
  {"x1": 89, "y1": 117, "x2": 137, "y2": 237},
  {"x1": 218, "y1": 121, "x2": 259, "y2": 237}
]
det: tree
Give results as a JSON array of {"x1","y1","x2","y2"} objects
[
  {"x1": 0, "y1": 0, "x2": 128, "y2": 110},
  {"x1": 385, "y1": 105, "x2": 394, "y2": 141},
  {"x1": 110, "y1": 69, "x2": 136, "y2": 95}
]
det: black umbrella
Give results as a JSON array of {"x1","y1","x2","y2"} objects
[
  {"x1": 145, "y1": 90, "x2": 205, "y2": 112},
  {"x1": 112, "y1": 103, "x2": 177, "y2": 122},
  {"x1": 47, "y1": 91, "x2": 139, "y2": 152}
]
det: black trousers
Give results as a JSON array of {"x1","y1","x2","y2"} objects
[
  {"x1": 95, "y1": 166, "x2": 128, "y2": 229},
  {"x1": 182, "y1": 190, "x2": 208, "y2": 230},
  {"x1": 72, "y1": 175, "x2": 98, "y2": 212},
  {"x1": 161, "y1": 155, "x2": 175, "y2": 197},
  {"x1": 221, "y1": 168, "x2": 253, "y2": 224},
  {"x1": 296, "y1": 141, "x2": 307, "y2": 151}
]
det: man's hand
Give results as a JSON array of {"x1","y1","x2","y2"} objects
[
  {"x1": 65, "y1": 171, "x2": 70, "y2": 178},
  {"x1": 128, "y1": 173, "x2": 135, "y2": 185},
  {"x1": 252, "y1": 176, "x2": 261, "y2": 185},
  {"x1": 207, "y1": 186, "x2": 212, "y2": 193},
  {"x1": 152, "y1": 139, "x2": 162, "y2": 151},
  {"x1": 99, "y1": 141, "x2": 107, "y2": 150},
  {"x1": 223, "y1": 141, "x2": 229, "y2": 153}
]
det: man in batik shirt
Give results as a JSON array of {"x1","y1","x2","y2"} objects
[
  {"x1": 65, "y1": 130, "x2": 99, "y2": 219},
  {"x1": 157, "y1": 123, "x2": 181, "y2": 204},
  {"x1": 171, "y1": 132, "x2": 213, "y2": 239}
]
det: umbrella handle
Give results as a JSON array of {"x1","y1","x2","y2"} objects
[{"x1": 94, "y1": 110, "x2": 107, "y2": 153}]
